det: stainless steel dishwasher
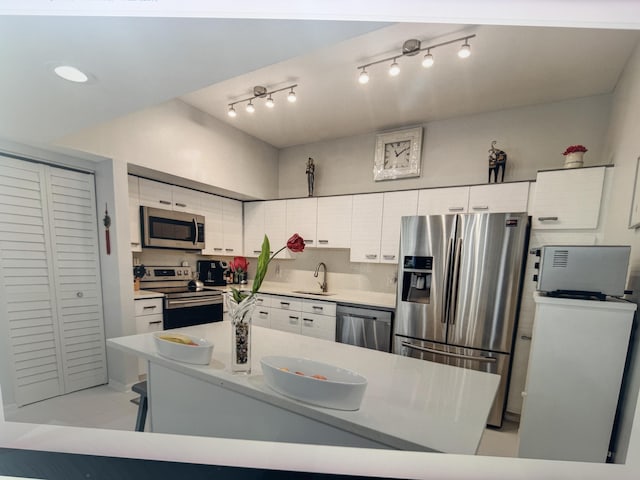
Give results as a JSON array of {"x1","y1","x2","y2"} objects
[{"x1": 336, "y1": 304, "x2": 393, "y2": 352}]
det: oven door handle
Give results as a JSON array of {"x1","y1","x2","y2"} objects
[
  {"x1": 166, "y1": 297, "x2": 223, "y2": 308},
  {"x1": 400, "y1": 341, "x2": 497, "y2": 363}
]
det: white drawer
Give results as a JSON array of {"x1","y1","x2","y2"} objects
[
  {"x1": 253, "y1": 294, "x2": 272, "y2": 308},
  {"x1": 135, "y1": 297, "x2": 163, "y2": 316},
  {"x1": 301, "y1": 299, "x2": 336, "y2": 317},
  {"x1": 270, "y1": 295, "x2": 303, "y2": 311},
  {"x1": 252, "y1": 307, "x2": 271, "y2": 328},
  {"x1": 270, "y1": 308, "x2": 301, "y2": 334},
  {"x1": 300, "y1": 312, "x2": 336, "y2": 341},
  {"x1": 135, "y1": 313, "x2": 163, "y2": 334}
]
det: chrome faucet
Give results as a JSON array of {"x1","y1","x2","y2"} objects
[{"x1": 314, "y1": 262, "x2": 328, "y2": 292}]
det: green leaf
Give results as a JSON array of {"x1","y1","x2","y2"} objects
[
  {"x1": 251, "y1": 235, "x2": 270, "y2": 294},
  {"x1": 231, "y1": 287, "x2": 248, "y2": 303}
]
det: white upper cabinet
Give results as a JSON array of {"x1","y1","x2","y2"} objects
[
  {"x1": 317, "y1": 196, "x2": 353, "y2": 249},
  {"x1": 350, "y1": 193, "x2": 384, "y2": 263},
  {"x1": 222, "y1": 198, "x2": 243, "y2": 256},
  {"x1": 264, "y1": 200, "x2": 288, "y2": 259},
  {"x1": 380, "y1": 190, "x2": 419, "y2": 263},
  {"x1": 200, "y1": 192, "x2": 223, "y2": 255},
  {"x1": 138, "y1": 178, "x2": 173, "y2": 209},
  {"x1": 138, "y1": 178, "x2": 202, "y2": 214},
  {"x1": 172, "y1": 187, "x2": 202, "y2": 214},
  {"x1": 128, "y1": 175, "x2": 141, "y2": 252},
  {"x1": 468, "y1": 182, "x2": 530, "y2": 213},
  {"x1": 286, "y1": 197, "x2": 317, "y2": 248},
  {"x1": 417, "y1": 187, "x2": 470, "y2": 215},
  {"x1": 244, "y1": 202, "x2": 265, "y2": 257},
  {"x1": 531, "y1": 167, "x2": 605, "y2": 230}
]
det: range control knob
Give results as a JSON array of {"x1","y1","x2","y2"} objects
[
  {"x1": 533, "y1": 274, "x2": 538, "y2": 282},
  {"x1": 534, "y1": 262, "x2": 539, "y2": 269},
  {"x1": 177, "y1": 271, "x2": 182, "y2": 276}
]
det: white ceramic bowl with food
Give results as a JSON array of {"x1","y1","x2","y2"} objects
[
  {"x1": 260, "y1": 355, "x2": 367, "y2": 410},
  {"x1": 153, "y1": 332, "x2": 213, "y2": 365}
]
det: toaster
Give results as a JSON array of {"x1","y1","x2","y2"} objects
[{"x1": 533, "y1": 245, "x2": 630, "y2": 299}]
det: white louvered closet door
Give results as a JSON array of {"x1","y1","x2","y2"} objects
[
  {"x1": 44, "y1": 167, "x2": 107, "y2": 394},
  {"x1": 0, "y1": 156, "x2": 107, "y2": 406}
]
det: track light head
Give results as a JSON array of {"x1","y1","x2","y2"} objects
[
  {"x1": 246, "y1": 101, "x2": 255, "y2": 113},
  {"x1": 227, "y1": 105, "x2": 237, "y2": 117},
  {"x1": 287, "y1": 88, "x2": 297, "y2": 103},
  {"x1": 458, "y1": 41, "x2": 471, "y2": 58},
  {"x1": 389, "y1": 59, "x2": 400, "y2": 77},
  {"x1": 358, "y1": 68, "x2": 370, "y2": 84},
  {"x1": 265, "y1": 95, "x2": 275, "y2": 108},
  {"x1": 422, "y1": 51, "x2": 434, "y2": 68}
]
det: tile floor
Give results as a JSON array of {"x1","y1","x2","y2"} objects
[{"x1": 4, "y1": 384, "x2": 519, "y2": 457}]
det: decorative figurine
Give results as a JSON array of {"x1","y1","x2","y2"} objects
[
  {"x1": 306, "y1": 157, "x2": 315, "y2": 197},
  {"x1": 488, "y1": 141, "x2": 507, "y2": 183}
]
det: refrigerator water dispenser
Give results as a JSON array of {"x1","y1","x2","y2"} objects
[{"x1": 401, "y1": 256, "x2": 432, "y2": 304}]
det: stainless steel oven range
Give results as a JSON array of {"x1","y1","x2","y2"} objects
[{"x1": 139, "y1": 265, "x2": 223, "y2": 330}]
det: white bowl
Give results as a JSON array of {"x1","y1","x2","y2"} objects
[
  {"x1": 153, "y1": 332, "x2": 213, "y2": 365},
  {"x1": 260, "y1": 355, "x2": 367, "y2": 410}
]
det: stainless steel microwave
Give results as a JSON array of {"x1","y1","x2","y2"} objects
[
  {"x1": 141, "y1": 206, "x2": 205, "y2": 250},
  {"x1": 533, "y1": 245, "x2": 630, "y2": 299}
]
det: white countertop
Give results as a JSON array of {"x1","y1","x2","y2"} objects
[
  {"x1": 214, "y1": 281, "x2": 396, "y2": 309},
  {"x1": 134, "y1": 289, "x2": 165, "y2": 299},
  {"x1": 108, "y1": 321, "x2": 499, "y2": 454}
]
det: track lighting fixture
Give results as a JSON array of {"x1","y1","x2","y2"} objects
[
  {"x1": 356, "y1": 34, "x2": 475, "y2": 83},
  {"x1": 389, "y1": 59, "x2": 400, "y2": 77},
  {"x1": 227, "y1": 83, "x2": 298, "y2": 117},
  {"x1": 358, "y1": 68, "x2": 369, "y2": 84},
  {"x1": 458, "y1": 40, "x2": 471, "y2": 58}
]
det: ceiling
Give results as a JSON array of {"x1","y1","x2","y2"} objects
[{"x1": 0, "y1": 16, "x2": 638, "y2": 150}]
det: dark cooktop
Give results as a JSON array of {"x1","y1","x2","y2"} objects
[{"x1": 144, "y1": 286, "x2": 223, "y2": 298}]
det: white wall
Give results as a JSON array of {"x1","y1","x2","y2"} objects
[
  {"x1": 278, "y1": 95, "x2": 612, "y2": 198},
  {"x1": 57, "y1": 99, "x2": 280, "y2": 200},
  {"x1": 601, "y1": 41, "x2": 640, "y2": 464}
]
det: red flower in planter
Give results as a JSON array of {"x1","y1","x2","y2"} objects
[
  {"x1": 563, "y1": 145, "x2": 588, "y2": 155},
  {"x1": 229, "y1": 256, "x2": 249, "y2": 273}
]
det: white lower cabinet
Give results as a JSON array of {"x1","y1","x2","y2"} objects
[
  {"x1": 518, "y1": 294, "x2": 635, "y2": 463},
  {"x1": 251, "y1": 294, "x2": 336, "y2": 341},
  {"x1": 134, "y1": 297, "x2": 164, "y2": 375}
]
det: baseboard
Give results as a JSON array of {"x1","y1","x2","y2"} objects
[
  {"x1": 107, "y1": 378, "x2": 137, "y2": 393},
  {"x1": 2, "y1": 402, "x2": 18, "y2": 421}
]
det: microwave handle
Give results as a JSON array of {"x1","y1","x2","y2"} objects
[{"x1": 192, "y1": 218, "x2": 198, "y2": 246}]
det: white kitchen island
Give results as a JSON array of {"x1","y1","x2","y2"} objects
[{"x1": 107, "y1": 321, "x2": 500, "y2": 455}]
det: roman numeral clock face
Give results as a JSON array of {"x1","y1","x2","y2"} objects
[{"x1": 384, "y1": 140, "x2": 412, "y2": 169}]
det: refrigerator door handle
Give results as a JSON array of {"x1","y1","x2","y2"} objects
[
  {"x1": 401, "y1": 341, "x2": 497, "y2": 363},
  {"x1": 448, "y1": 237, "x2": 463, "y2": 325},
  {"x1": 442, "y1": 238, "x2": 454, "y2": 324}
]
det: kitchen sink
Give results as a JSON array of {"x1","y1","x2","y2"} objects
[{"x1": 292, "y1": 290, "x2": 336, "y2": 296}]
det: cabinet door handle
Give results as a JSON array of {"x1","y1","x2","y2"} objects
[
  {"x1": 312, "y1": 305, "x2": 323, "y2": 311},
  {"x1": 253, "y1": 250, "x2": 262, "y2": 254},
  {"x1": 214, "y1": 248, "x2": 223, "y2": 251},
  {"x1": 225, "y1": 248, "x2": 234, "y2": 252},
  {"x1": 142, "y1": 305, "x2": 157, "y2": 310},
  {"x1": 256, "y1": 299, "x2": 263, "y2": 304},
  {"x1": 149, "y1": 320, "x2": 162, "y2": 325},
  {"x1": 521, "y1": 335, "x2": 532, "y2": 341},
  {"x1": 472, "y1": 205, "x2": 489, "y2": 211},
  {"x1": 259, "y1": 311, "x2": 269, "y2": 315},
  {"x1": 303, "y1": 318, "x2": 314, "y2": 322},
  {"x1": 365, "y1": 254, "x2": 378, "y2": 259},
  {"x1": 383, "y1": 254, "x2": 396, "y2": 260},
  {"x1": 289, "y1": 315, "x2": 299, "y2": 321},
  {"x1": 318, "y1": 240, "x2": 329, "y2": 244},
  {"x1": 304, "y1": 239, "x2": 314, "y2": 244},
  {"x1": 448, "y1": 207, "x2": 464, "y2": 212},
  {"x1": 280, "y1": 301, "x2": 290, "y2": 306},
  {"x1": 159, "y1": 200, "x2": 171, "y2": 205},
  {"x1": 175, "y1": 202, "x2": 187, "y2": 208},
  {"x1": 538, "y1": 216, "x2": 558, "y2": 221}
]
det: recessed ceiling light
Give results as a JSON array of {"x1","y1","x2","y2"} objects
[{"x1": 53, "y1": 65, "x2": 89, "y2": 83}]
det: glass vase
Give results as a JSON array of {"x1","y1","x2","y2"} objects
[{"x1": 227, "y1": 294, "x2": 257, "y2": 374}]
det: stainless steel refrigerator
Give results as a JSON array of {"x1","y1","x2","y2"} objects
[{"x1": 393, "y1": 213, "x2": 529, "y2": 427}]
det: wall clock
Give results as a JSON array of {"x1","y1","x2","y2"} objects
[{"x1": 373, "y1": 126, "x2": 423, "y2": 181}]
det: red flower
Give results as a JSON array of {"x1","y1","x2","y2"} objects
[
  {"x1": 286, "y1": 233, "x2": 305, "y2": 253},
  {"x1": 563, "y1": 145, "x2": 588, "y2": 155},
  {"x1": 230, "y1": 256, "x2": 249, "y2": 272}
]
